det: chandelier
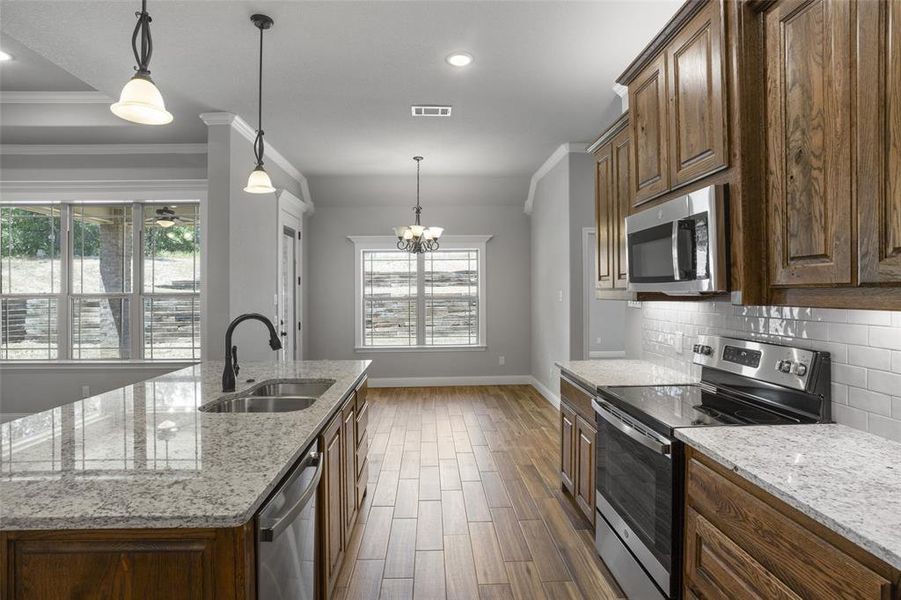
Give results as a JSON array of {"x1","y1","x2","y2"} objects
[{"x1": 394, "y1": 156, "x2": 444, "y2": 253}]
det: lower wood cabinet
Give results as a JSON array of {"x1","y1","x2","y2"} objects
[
  {"x1": 321, "y1": 378, "x2": 369, "y2": 597},
  {"x1": 0, "y1": 525, "x2": 255, "y2": 600},
  {"x1": 558, "y1": 376, "x2": 597, "y2": 525},
  {"x1": 684, "y1": 448, "x2": 900, "y2": 599}
]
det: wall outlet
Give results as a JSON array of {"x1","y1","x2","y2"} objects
[
  {"x1": 557, "y1": 290, "x2": 564, "y2": 302},
  {"x1": 627, "y1": 300, "x2": 643, "y2": 309},
  {"x1": 81, "y1": 385, "x2": 91, "y2": 398},
  {"x1": 498, "y1": 355, "x2": 505, "y2": 366},
  {"x1": 596, "y1": 337, "x2": 603, "y2": 344}
]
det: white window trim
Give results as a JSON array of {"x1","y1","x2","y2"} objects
[{"x1": 349, "y1": 235, "x2": 491, "y2": 352}]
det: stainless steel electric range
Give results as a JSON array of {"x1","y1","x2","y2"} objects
[{"x1": 592, "y1": 335, "x2": 831, "y2": 600}]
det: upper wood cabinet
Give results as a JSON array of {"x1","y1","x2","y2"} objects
[
  {"x1": 592, "y1": 113, "x2": 631, "y2": 292},
  {"x1": 666, "y1": 0, "x2": 727, "y2": 187},
  {"x1": 765, "y1": 0, "x2": 853, "y2": 287},
  {"x1": 630, "y1": 53, "x2": 671, "y2": 206},
  {"x1": 857, "y1": 0, "x2": 901, "y2": 285},
  {"x1": 595, "y1": 142, "x2": 615, "y2": 289},
  {"x1": 624, "y1": 0, "x2": 727, "y2": 209}
]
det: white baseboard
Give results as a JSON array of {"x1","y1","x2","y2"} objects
[
  {"x1": 588, "y1": 350, "x2": 626, "y2": 359},
  {"x1": 528, "y1": 376, "x2": 560, "y2": 409},
  {"x1": 368, "y1": 375, "x2": 533, "y2": 388}
]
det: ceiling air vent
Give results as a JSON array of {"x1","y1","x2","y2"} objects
[{"x1": 411, "y1": 105, "x2": 452, "y2": 117}]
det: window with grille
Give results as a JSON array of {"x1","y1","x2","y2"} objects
[
  {"x1": 353, "y1": 236, "x2": 488, "y2": 349},
  {"x1": 0, "y1": 202, "x2": 200, "y2": 361}
]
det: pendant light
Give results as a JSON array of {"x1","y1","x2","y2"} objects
[
  {"x1": 110, "y1": 0, "x2": 173, "y2": 125},
  {"x1": 395, "y1": 156, "x2": 444, "y2": 253},
  {"x1": 154, "y1": 206, "x2": 179, "y2": 228},
  {"x1": 244, "y1": 14, "x2": 277, "y2": 194}
]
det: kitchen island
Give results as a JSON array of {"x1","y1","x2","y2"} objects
[{"x1": 0, "y1": 360, "x2": 371, "y2": 598}]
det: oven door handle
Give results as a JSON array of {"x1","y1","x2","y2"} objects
[
  {"x1": 258, "y1": 451, "x2": 323, "y2": 542},
  {"x1": 592, "y1": 399, "x2": 672, "y2": 456}
]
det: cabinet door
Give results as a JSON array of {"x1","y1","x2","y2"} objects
[
  {"x1": 321, "y1": 412, "x2": 344, "y2": 591},
  {"x1": 684, "y1": 508, "x2": 800, "y2": 600},
  {"x1": 857, "y1": 0, "x2": 901, "y2": 284},
  {"x1": 342, "y1": 395, "x2": 358, "y2": 540},
  {"x1": 611, "y1": 127, "x2": 631, "y2": 288},
  {"x1": 560, "y1": 402, "x2": 576, "y2": 494},
  {"x1": 630, "y1": 52, "x2": 670, "y2": 206},
  {"x1": 574, "y1": 416, "x2": 596, "y2": 523},
  {"x1": 765, "y1": 0, "x2": 852, "y2": 286},
  {"x1": 667, "y1": 0, "x2": 727, "y2": 187},
  {"x1": 595, "y1": 143, "x2": 615, "y2": 289}
]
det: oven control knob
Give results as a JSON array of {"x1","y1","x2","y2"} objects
[
  {"x1": 778, "y1": 360, "x2": 793, "y2": 373},
  {"x1": 795, "y1": 363, "x2": 808, "y2": 376},
  {"x1": 701, "y1": 345, "x2": 713, "y2": 356}
]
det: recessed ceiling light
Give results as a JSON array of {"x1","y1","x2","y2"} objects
[
  {"x1": 0, "y1": 50, "x2": 13, "y2": 62},
  {"x1": 446, "y1": 52, "x2": 473, "y2": 67}
]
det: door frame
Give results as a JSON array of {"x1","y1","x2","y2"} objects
[{"x1": 277, "y1": 190, "x2": 309, "y2": 361}]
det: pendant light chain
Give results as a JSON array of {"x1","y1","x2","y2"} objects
[
  {"x1": 414, "y1": 156, "x2": 422, "y2": 226},
  {"x1": 253, "y1": 22, "x2": 266, "y2": 167},
  {"x1": 131, "y1": 0, "x2": 153, "y2": 76}
]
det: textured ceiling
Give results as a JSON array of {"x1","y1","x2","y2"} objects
[{"x1": 1, "y1": 0, "x2": 680, "y2": 178}]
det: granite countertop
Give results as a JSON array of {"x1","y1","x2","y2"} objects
[
  {"x1": 0, "y1": 360, "x2": 370, "y2": 531},
  {"x1": 676, "y1": 424, "x2": 901, "y2": 570},
  {"x1": 556, "y1": 359, "x2": 697, "y2": 391}
]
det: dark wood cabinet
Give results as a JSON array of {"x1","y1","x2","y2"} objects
[
  {"x1": 765, "y1": 0, "x2": 853, "y2": 287},
  {"x1": 630, "y1": 52, "x2": 670, "y2": 206},
  {"x1": 0, "y1": 526, "x2": 255, "y2": 600},
  {"x1": 666, "y1": 0, "x2": 727, "y2": 187},
  {"x1": 857, "y1": 0, "x2": 901, "y2": 285},
  {"x1": 558, "y1": 376, "x2": 597, "y2": 525},
  {"x1": 321, "y1": 409, "x2": 344, "y2": 593},
  {"x1": 574, "y1": 416, "x2": 596, "y2": 523},
  {"x1": 684, "y1": 448, "x2": 900, "y2": 599},
  {"x1": 591, "y1": 113, "x2": 631, "y2": 292},
  {"x1": 594, "y1": 141, "x2": 615, "y2": 289},
  {"x1": 341, "y1": 394, "x2": 358, "y2": 538},
  {"x1": 559, "y1": 402, "x2": 576, "y2": 494}
]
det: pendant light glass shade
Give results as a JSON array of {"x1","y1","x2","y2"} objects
[
  {"x1": 111, "y1": 0, "x2": 172, "y2": 126},
  {"x1": 395, "y1": 156, "x2": 444, "y2": 253},
  {"x1": 244, "y1": 165, "x2": 276, "y2": 194},
  {"x1": 111, "y1": 74, "x2": 173, "y2": 125}
]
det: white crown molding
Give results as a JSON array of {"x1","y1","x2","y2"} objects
[
  {"x1": 199, "y1": 111, "x2": 313, "y2": 209},
  {"x1": 524, "y1": 142, "x2": 588, "y2": 215},
  {"x1": 0, "y1": 179, "x2": 207, "y2": 202},
  {"x1": 369, "y1": 375, "x2": 532, "y2": 388},
  {"x1": 0, "y1": 91, "x2": 112, "y2": 104},
  {"x1": 277, "y1": 188, "x2": 315, "y2": 215},
  {"x1": 0, "y1": 143, "x2": 207, "y2": 156}
]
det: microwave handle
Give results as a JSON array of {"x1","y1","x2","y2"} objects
[{"x1": 672, "y1": 220, "x2": 695, "y2": 281}]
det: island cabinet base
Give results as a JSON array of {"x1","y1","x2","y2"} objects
[
  {"x1": 684, "y1": 447, "x2": 901, "y2": 600},
  {"x1": 0, "y1": 524, "x2": 255, "y2": 600}
]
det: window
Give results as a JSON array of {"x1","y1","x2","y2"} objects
[
  {"x1": 0, "y1": 202, "x2": 200, "y2": 361},
  {"x1": 352, "y1": 236, "x2": 489, "y2": 350}
]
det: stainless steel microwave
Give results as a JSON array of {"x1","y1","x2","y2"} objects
[{"x1": 625, "y1": 185, "x2": 727, "y2": 295}]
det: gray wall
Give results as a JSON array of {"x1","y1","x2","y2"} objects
[
  {"x1": 305, "y1": 185, "x2": 531, "y2": 381},
  {"x1": 530, "y1": 157, "x2": 571, "y2": 395},
  {"x1": 568, "y1": 152, "x2": 597, "y2": 359}
]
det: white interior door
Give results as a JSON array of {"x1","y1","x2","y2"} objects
[{"x1": 278, "y1": 216, "x2": 302, "y2": 361}]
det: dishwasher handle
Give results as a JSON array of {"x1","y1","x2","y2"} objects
[{"x1": 258, "y1": 451, "x2": 323, "y2": 542}]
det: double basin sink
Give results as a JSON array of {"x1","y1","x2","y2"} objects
[{"x1": 199, "y1": 380, "x2": 335, "y2": 413}]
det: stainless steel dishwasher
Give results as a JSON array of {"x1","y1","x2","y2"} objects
[{"x1": 256, "y1": 442, "x2": 323, "y2": 600}]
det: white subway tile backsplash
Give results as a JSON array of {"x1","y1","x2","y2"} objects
[
  {"x1": 847, "y1": 387, "x2": 892, "y2": 416},
  {"x1": 868, "y1": 326, "x2": 901, "y2": 350},
  {"x1": 637, "y1": 300, "x2": 901, "y2": 443},
  {"x1": 867, "y1": 370, "x2": 901, "y2": 396},
  {"x1": 847, "y1": 345, "x2": 892, "y2": 371}
]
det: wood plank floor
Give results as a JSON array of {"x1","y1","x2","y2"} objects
[{"x1": 333, "y1": 385, "x2": 624, "y2": 600}]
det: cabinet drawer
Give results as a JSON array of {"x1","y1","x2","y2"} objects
[
  {"x1": 356, "y1": 428, "x2": 368, "y2": 478},
  {"x1": 356, "y1": 401, "x2": 369, "y2": 447},
  {"x1": 355, "y1": 378, "x2": 368, "y2": 413},
  {"x1": 559, "y1": 376, "x2": 595, "y2": 423},
  {"x1": 686, "y1": 456, "x2": 893, "y2": 599}
]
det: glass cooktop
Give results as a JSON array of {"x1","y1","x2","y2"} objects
[{"x1": 598, "y1": 384, "x2": 814, "y2": 436}]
